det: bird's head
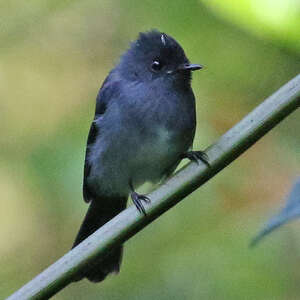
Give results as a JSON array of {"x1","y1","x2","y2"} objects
[{"x1": 117, "y1": 30, "x2": 202, "y2": 87}]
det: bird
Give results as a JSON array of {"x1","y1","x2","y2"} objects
[{"x1": 72, "y1": 29, "x2": 207, "y2": 283}]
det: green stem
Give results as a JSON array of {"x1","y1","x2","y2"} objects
[{"x1": 7, "y1": 74, "x2": 300, "y2": 300}]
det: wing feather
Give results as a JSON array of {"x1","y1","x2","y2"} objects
[{"x1": 82, "y1": 70, "x2": 120, "y2": 202}]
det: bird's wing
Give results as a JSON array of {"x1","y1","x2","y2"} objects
[
  {"x1": 83, "y1": 71, "x2": 120, "y2": 203},
  {"x1": 83, "y1": 121, "x2": 98, "y2": 203}
]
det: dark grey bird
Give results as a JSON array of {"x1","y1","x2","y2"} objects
[{"x1": 72, "y1": 30, "x2": 206, "y2": 282}]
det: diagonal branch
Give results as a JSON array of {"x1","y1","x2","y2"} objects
[{"x1": 7, "y1": 74, "x2": 300, "y2": 300}]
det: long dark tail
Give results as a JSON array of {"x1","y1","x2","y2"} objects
[{"x1": 72, "y1": 197, "x2": 127, "y2": 282}]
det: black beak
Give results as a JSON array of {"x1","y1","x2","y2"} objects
[{"x1": 177, "y1": 63, "x2": 203, "y2": 72}]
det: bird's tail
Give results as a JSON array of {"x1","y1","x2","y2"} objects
[{"x1": 72, "y1": 196, "x2": 127, "y2": 282}]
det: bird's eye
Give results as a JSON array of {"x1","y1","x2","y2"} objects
[{"x1": 151, "y1": 59, "x2": 163, "y2": 72}]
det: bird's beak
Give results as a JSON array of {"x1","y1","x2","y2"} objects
[{"x1": 177, "y1": 63, "x2": 203, "y2": 72}]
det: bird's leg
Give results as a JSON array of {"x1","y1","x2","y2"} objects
[
  {"x1": 181, "y1": 150, "x2": 210, "y2": 167},
  {"x1": 129, "y1": 180, "x2": 151, "y2": 216}
]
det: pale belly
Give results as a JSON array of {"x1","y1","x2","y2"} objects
[
  {"x1": 88, "y1": 125, "x2": 189, "y2": 197},
  {"x1": 130, "y1": 126, "x2": 181, "y2": 185}
]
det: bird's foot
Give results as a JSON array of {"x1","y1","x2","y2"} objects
[
  {"x1": 182, "y1": 150, "x2": 210, "y2": 167},
  {"x1": 131, "y1": 191, "x2": 150, "y2": 216}
]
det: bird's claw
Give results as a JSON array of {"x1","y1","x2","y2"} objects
[
  {"x1": 183, "y1": 150, "x2": 210, "y2": 167},
  {"x1": 131, "y1": 192, "x2": 150, "y2": 215}
]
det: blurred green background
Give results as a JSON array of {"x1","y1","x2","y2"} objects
[{"x1": 1, "y1": 1, "x2": 300, "y2": 299}]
